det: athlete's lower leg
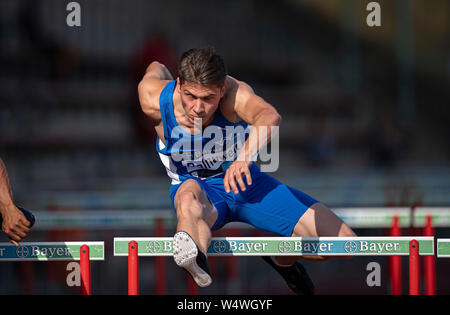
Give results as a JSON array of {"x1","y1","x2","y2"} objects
[
  {"x1": 173, "y1": 188, "x2": 217, "y2": 287},
  {"x1": 175, "y1": 190, "x2": 212, "y2": 254}
]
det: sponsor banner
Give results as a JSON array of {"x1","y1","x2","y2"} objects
[
  {"x1": 413, "y1": 207, "x2": 450, "y2": 227},
  {"x1": 32, "y1": 210, "x2": 175, "y2": 230},
  {"x1": 437, "y1": 239, "x2": 450, "y2": 258},
  {"x1": 113, "y1": 237, "x2": 434, "y2": 257},
  {"x1": 0, "y1": 242, "x2": 104, "y2": 261},
  {"x1": 31, "y1": 207, "x2": 450, "y2": 229},
  {"x1": 333, "y1": 207, "x2": 411, "y2": 228}
]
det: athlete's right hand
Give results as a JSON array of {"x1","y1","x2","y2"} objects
[
  {"x1": 0, "y1": 205, "x2": 31, "y2": 246},
  {"x1": 223, "y1": 160, "x2": 253, "y2": 194}
]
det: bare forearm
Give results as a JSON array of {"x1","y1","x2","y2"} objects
[
  {"x1": 0, "y1": 159, "x2": 15, "y2": 214},
  {"x1": 237, "y1": 111, "x2": 281, "y2": 163}
]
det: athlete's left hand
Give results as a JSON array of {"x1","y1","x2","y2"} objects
[
  {"x1": 0, "y1": 205, "x2": 31, "y2": 246},
  {"x1": 224, "y1": 161, "x2": 252, "y2": 194}
]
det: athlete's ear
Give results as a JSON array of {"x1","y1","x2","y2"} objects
[
  {"x1": 220, "y1": 83, "x2": 226, "y2": 98},
  {"x1": 176, "y1": 77, "x2": 181, "y2": 92}
]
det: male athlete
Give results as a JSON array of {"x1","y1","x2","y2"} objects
[{"x1": 138, "y1": 48, "x2": 355, "y2": 294}]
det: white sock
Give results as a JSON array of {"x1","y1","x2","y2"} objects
[{"x1": 270, "y1": 256, "x2": 293, "y2": 267}]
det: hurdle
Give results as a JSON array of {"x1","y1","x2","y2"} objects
[
  {"x1": 0, "y1": 242, "x2": 104, "y2": 295},
  {"x1": 437, "y1": 239, "x2": 450, "y2": 258},
  {"x1": 113, "y1": 236, "x2": 434, "y2": 295}
]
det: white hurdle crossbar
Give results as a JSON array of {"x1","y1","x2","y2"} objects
[
  {"x1": 114, "y1": 237, "x2": 434, "y2": 256},
  {"x1": 114, "y1": 237, "x2": 433, "y2": 295},
  {"x1": 0, "y1": 242, "x2": 104, "y2": 295},
  {"x1": 437, "y1": 239, "x2": 450, "y2": 258},
  {"x1": 0, "y1": 242, "x2": 104, "y2": 261},
  {"x1": 30, "y1": 207, "x2": 450, "y2": 230}
]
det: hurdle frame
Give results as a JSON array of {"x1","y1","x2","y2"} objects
[
  {"x1": 114, "y1": 236, "x2": 434, "y2": 295},
  {"x1": 0, "y1": 241, "x2": 104, "y2": 295}
]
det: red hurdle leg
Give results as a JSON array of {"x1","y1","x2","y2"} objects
[
  {"x1": 409, "y1": 240, "x2": 420, "y2": 295},
  {"x1": 423, "y1": 215, "x2": 436, "y2": 295},
  {"x1": 128, "y1": 241, "x2": 139, "y2": 295},
  {"x1": 80, "y1": 245, "x2": 91, "y2": 295},
  {"x1": 389, "y1": 216, "x2": 402, "y2": 295}
]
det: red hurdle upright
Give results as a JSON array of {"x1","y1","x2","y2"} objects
[
  {"x1": 409, "y1": 240, "x2": 420, "y2": 295},
  {"x1": 389, "y1": 216, "x2": 402, "y2": 295},
  {"x1": 128, "y1": 241, "x2": 139, "y2": 295},
  {"x1": 423, "y1": 215, "x2": 436, "y2": 295},
  {"x1": 80, "y1": 245, "x2": 91, "y2": 295}
]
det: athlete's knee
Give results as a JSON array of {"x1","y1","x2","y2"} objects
[
  {"x1": 339, "y1": 224, "x2": 357, "y2": 238},
  {"x1": 176, "y1": 190, "x2": 204, "y2": 221}
]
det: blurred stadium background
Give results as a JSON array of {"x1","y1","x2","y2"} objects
[{"x1": 0, "y1": 0, "x2": 449, "y2": 294}]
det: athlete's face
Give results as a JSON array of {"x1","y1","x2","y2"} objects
[{"x1": 178, "y1": 80, "x2": 225, "y2": 123}]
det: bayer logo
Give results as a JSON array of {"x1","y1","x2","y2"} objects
[
  {"x1": 344, "y1": 241, "x2": 358, "y2": 253},
  {"x1": 278, "y1": 241, "x2": 292, "y2": 253},
  {"x1": 16, "y1": 246, "x2": 29, "y2": 258},
  {"x1": 146, "y1": 241, "x2": 161, "y2": 253},
  {"x1": 212, "y1": 241, "x2": 227, "y2": 253}
]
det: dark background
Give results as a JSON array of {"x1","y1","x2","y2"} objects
[{"x1": 0, "y1": 0, "x2": 449, "y2": 294}]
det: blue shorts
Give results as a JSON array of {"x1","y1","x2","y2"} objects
[{"x1": 169, "y1": 164, "x2": 318, "y2": 237}]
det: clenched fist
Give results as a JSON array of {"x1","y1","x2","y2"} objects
[{"x1": 0, "y1": 205, "x2": 31, "y2": 246}]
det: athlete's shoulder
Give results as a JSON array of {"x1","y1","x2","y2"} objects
[
  {"x1": 224, "y1": 76, "x2": 256, "y2": 107},
  {"x1": 138, "y1": 78, "x2": 172, "y2": 123},
  {"x1": 223, "y1": 76, "x2": 280, "y2": 125},
  {"x1": 225, "y1": 76, "x2": 254, "y2": 95}
]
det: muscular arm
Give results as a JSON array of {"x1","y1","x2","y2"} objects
[
  {"x1": 0, "y1": 158, "x2": 14, "y2": 211},
  {"x1": 234, "y1": 82, "x2": 282, "y2": 164},
  {"x1": 0, "y1": 158, "x2": 31, "y2": 246},
  {"x1": 137, "y1": 61, "x2": 173, "y2": 124},
  {"x1": 223, "y1": 80, "x2": 282, "y2": 194}
]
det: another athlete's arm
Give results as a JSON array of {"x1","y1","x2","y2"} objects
[
  {"x1": 223, "y1": 80, "x2": 282, "y2": 194},
  {"x1": 0, "y1": 158, "x2": 31, "y2": 246}
]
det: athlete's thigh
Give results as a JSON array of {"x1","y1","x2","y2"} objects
[
  {"x1": 173, "y1": 179, "x2": 218, "y2": 227},
  {"x1": 292, "y1": 202, "x2": 356, "y2": 238},
  {"x1": 233, "y1": 171, "x2": 312, "y2": 237}
]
